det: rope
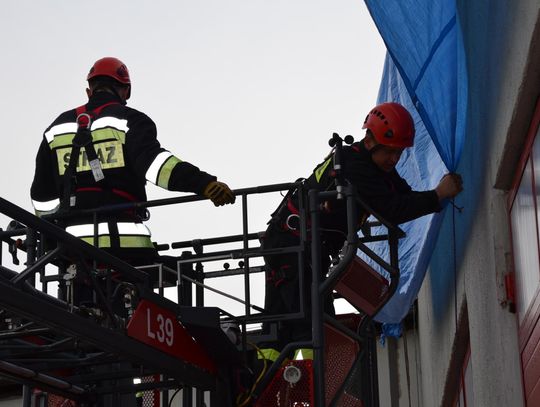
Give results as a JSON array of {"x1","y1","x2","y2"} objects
[
  {"x1": 413, "y1": 305, "x2": 422, "y2": 407},
  {"x1": 452, "y1": 199, "x2": 460, "y2": 406},
  {"x1": 453, "y1": 201, "x2": 459, "y2": 328}
]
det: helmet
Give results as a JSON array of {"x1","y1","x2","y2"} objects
[
  {"x1": 362, "y1": 102, "x2": 415, "y2": 148},
  {"x1": 87, "y1": 57, "x2": 131, "y2": 85}
]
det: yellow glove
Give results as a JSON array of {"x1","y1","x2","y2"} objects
[{"x1": 203, "y1": 181, "x2": 236, "y2": 206}]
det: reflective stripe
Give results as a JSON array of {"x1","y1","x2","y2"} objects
[
  {"x1": 45, "y1": 123, "x2": 77, "y2": 143},
  {"x1": 117, "y1": 223, "x2": 151, "y2": 236},
  {"x1": 157, "y1": 156, "x2": 181, "y2": 188},
  {"x1": 68, "y1": 222, "x2": 153, "y2": 249},
  {"x1": 46, "y1": 117, "x2": 127, "y2": 147},
  {"x1": 294, "y1": 348, "x2": 313, "y2": 360},
  {"x1": 145, "y1": 151, "x2": 173, "y2": 185},
  {"x1": 258, "y1": 348, "x2": 281, "y2": 362},
  {"x1": 66, "y1": 223, "x2": 110, "y2": 237},
  {"x1": 91, "y1": 127, "x2": 126, "y2": 144},
  {"x1": 49, "y1": 133, "x2": 75, "y2": 149},
  {"x1": 32, "y1": 198, "x2": 60, "y2": 212},
  {"x1": 56, "y1": 140, "x2": 125, "y2": 175},
  {"x1": 314, "y1": 157, "x2": 333, "y2": 183},
  {"x1": 119, "y1": 236, "x2": 154, "y2": 248},
  {"x1": 91, "y1": 117, "x2": 128, "y2": 133},
  {"x1": 79, "y1": 235, "x2": 154, "y2": 249},
  {"x1": 66, "y1": 222, "x2": 151, "y2": 238},
  {"x1": 80, "y1": 236, "x2": 111, "y2": 247}
]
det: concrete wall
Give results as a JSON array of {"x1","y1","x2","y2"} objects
[
  {"x1": 411, "y1": 1, "x2": 540, "y2": 407},
  {"x1": 378, "y1": 330, "x2": 423, "y2": 407}
]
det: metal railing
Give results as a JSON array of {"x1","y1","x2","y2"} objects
[{"x1": 0, "y1": 173, "x2": 404, "y2": 406}]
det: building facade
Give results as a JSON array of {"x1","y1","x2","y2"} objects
[{"x1": 378, "y1": 2, "x2": 540, "y2": 406}]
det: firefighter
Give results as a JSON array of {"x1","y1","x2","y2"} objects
[
  {"x1": 261, "y1": 102, "x2": 463, "y2": 360},
  {"x1": 30, "y1": 56, "x2": 235, "y2": 266}
]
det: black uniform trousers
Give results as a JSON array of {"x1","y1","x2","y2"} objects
[{"x1": 261, "y1": 222, "x2": 334, "y2": 352}]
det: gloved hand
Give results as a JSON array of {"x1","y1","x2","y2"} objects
[{"x1": 203, "y1": 181, "x2": 236, "y2": 206}]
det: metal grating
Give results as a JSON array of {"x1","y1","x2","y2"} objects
[
  {"x1": 335, "y1": 391, "x2": 364, "y2": 407},
  {"x1": 255, "y1": 323, "x2": 365, "y2": 406},
  {"x1": 324, "y1": 323, "x2": 360, "y2": 404},
  {"x1": 140, "y1": 375, "x2": 160, "y2": 407},
  {"x1": 255, "y1": 360, "x2": 314, "y2": 407},
  {"x1": 47, "y1": 393, "x2": 78, "y2": 407}
]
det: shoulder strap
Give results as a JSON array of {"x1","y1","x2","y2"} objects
[
  {"x1": 60, "y1": 103, "x2": 119, "y2": 211},
  {"x1": 268, "y1": 178, "x2": 305, "y2": 224}
]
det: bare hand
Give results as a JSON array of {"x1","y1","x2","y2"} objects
[{"x1": 435, "y1": 173, "x2": 463, "y2": 201}]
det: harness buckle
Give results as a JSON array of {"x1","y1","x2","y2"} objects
[{"x1": 76, "y1": 112, "x2": 92, "y2": 129}]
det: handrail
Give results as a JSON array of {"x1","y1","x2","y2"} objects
[
  {"x1": 319, "y1": 186, "x2": 360, "y2": 296},
  {"x1": 0, "y1": 197, "x2": 149, "y2": 285},
  {"x1": 0, "y1": 174, "x2": 405, "y2": 406},
  {"x1": 43, "y1": 182, "x2": 300, "y2": 220}
]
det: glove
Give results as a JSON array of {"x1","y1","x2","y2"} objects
[{"x1": 203, "y1": 181, "x2": 236, "y2": 206}]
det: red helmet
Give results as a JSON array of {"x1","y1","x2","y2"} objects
[
  {"x1": 362, "y1": 102, "x2": 415, "y2": 148},
  {"x1": 87, "y1": 57, "x2": 131, "y2": 85}
]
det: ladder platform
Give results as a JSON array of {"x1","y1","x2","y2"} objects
[{"x1": 0, "y1": 273, "x2": 216, "y2": 402}]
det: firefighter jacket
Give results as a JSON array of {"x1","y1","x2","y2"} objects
[
  {"x1": 271, "y1": 140, "x2": 442, "y2": 255},
  {"x1": 30, "y1": 91, "x2": 216, "y2": 255}
]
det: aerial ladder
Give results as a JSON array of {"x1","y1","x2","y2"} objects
[{"x1": 0, "y1": 134, "x2": 404, "y2": 407}]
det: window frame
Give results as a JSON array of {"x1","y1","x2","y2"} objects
[
  {"x1": 453, "y1": 345, "x2": 472, "y2": 407},
  {"x1": 508, "y1": 98, "x2": 540, "y2": 347}
]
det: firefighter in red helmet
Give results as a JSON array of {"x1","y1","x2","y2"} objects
[
  {"x1": 31, "y1": 57, "x2": 235, "y2": 266},
  {"x1": 260, "y1": 102, "x2": 463, "y2": 360},
  {"x1": 87, "y1": 57, "x2": 131, "y2": 85}
]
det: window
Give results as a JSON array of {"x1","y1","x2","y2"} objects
[
  {"x1": 510, "y1": 153, "x2": 540, "y2": 322},
  {"x1": 509, "y1": 98, "x2": 540, "y2": 406}
]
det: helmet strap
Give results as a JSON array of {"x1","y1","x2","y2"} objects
[
  {"x1": 363, "y1": 131, "x2": 381, "y2": 155},
  {"x1": 368, "y1": 143, "x2": 384, "y2": 155}
]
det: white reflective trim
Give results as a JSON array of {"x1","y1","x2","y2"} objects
[
  {"x1": 91, "y1": 117, "x2": 129, "y2": 132},
  {"x1": 66, "y1": 222, "x2": 151, "y2": 237},
  {"x1": 32, "y1": 198, "x2": 60, "y2": 212},
  {"x1": 145, "y1": 151, "x2": 173, "y2": 185},
  {"x1": 45, "y1": 123, "x2": 77, "y2": 143},
  {"x1": 32, "y1": 199, "x2": 58, "y2": 212},
  {"x1": 117, "y1": 223, "x2": 151, "y2": 236},
  {"x1": 66, "y1": 223, "x2": 109, "y2": 237}
]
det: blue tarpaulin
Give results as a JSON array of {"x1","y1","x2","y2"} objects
[{"x1": 363, "y1": 1, "x2": 468, "y2": 325}]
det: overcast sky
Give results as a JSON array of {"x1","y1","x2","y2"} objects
[{"x1": 0, "y1": 1, "x2": 386, "y2": 314}]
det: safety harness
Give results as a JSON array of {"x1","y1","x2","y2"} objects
[
  {"x1": 268, "y1": 178, "x2": 307, "y2": 236},
  {"x1": 60, "y1": 102, "x2": 119, "y2": 212},
  {"x1": 57, "y1": 102, "x2": 153, "y2": 251}
]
